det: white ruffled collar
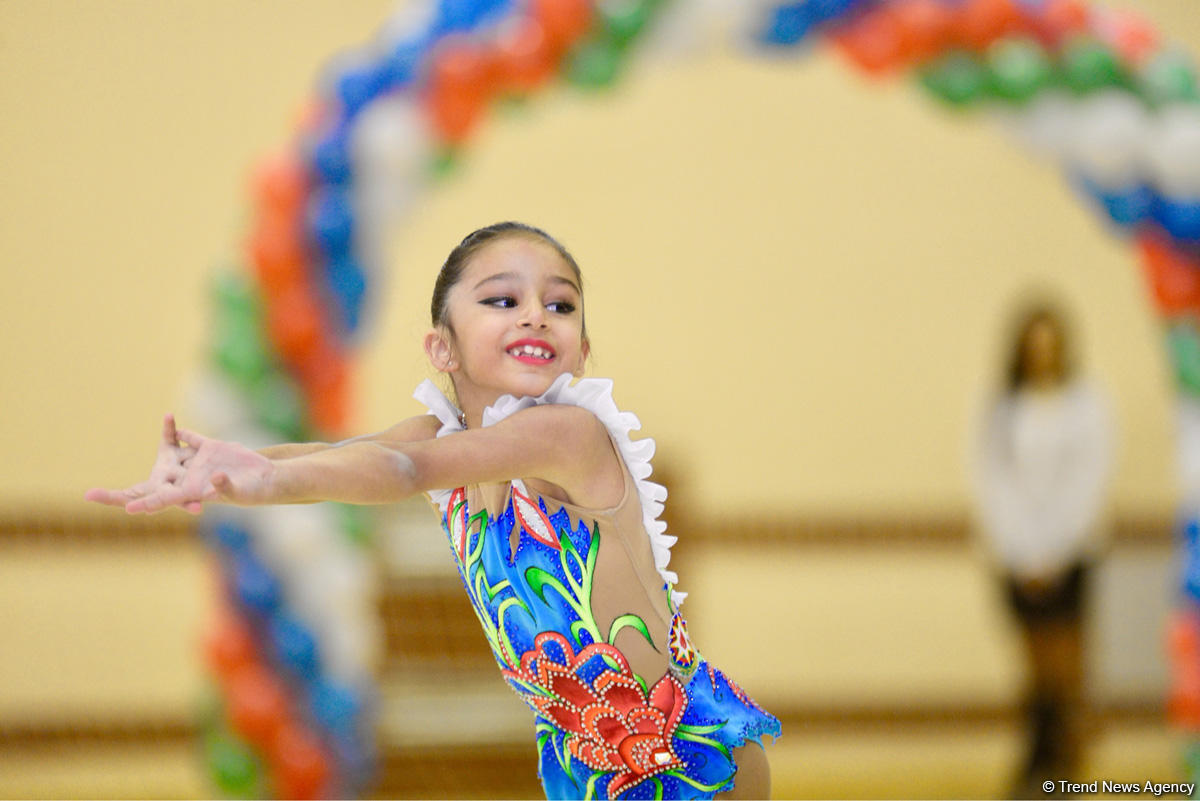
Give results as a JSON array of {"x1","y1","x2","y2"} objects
[{"x1": 412, "y1": 373, "x2": 684, "y2": 602}]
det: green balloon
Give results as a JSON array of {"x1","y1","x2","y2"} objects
[
  {"x1": 1168, "y1": 322, "x2": 1200, "y2": 397},
  {"x1": 251, "y1": 370, "x2": 306, "y2": 440},
  {"x1": 1061, "y1": 37, "x2": 1127, "y2": 94},
  {"x1": 1183, "y1": 740, "x2": 1200, "y2": 783},
  {"x1": 566, "y1": 38, "x2": 623, "y2": 89},
  {"x1": 205, "y1": 731, "x2": 262, "y2": 799},
  {"x1": 429, "y1": 146, "x2": 461, "y2": 181},
  {"x1": 600, "y1": 0, "x2": 655, "y2": 50},
  {"x1": 920, "y1": 51, "x2": 990, "y2": 107},
  {"x1": 987, "y1": 38, "x2": 1055, "y2": 104},
  {"x1": 213, "y1": 319, "x2": 270, "y2": 388},
  {"x1": 336, "y1": 502, "x2": 374, "y2": 547},
  {"x1": 1141, "y1": 51, "x2": 1200, "y2": 105},
  {"x1": 211, "y1": 270, "x2": 260, "y2": 324}
]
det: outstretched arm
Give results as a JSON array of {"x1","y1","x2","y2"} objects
[
  {"x1": 85, "y1": 414, "x2": 443, "y2": 514},
  {"x1": 259, "y1": 404, "x2": 617, "y2": 506},
  {"x1": 89, "y1": 404, "x2": 619, "y2": 514}
]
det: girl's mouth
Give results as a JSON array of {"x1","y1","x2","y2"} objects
[{"x1": 506, "y1": 342, "x2": 555, "y2": 364}]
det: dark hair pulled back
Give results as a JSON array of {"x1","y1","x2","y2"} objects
[
  {"x1": 431, "y1": 221, "x2": 586, "y2": 336},
  {"x1": 1004, "y1": 299, "x2": 1075, "y2": 393}
]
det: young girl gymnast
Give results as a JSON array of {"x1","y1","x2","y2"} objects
[{"x1": 87, "y1": 221, "x2": 781, "y2": 799}]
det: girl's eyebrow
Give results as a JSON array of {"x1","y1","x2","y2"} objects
[{"x1": 473, "y1": 271, "x2": 580, "y2": 295}]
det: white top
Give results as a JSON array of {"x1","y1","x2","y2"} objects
[
  {"x1": 969, "y1": 379, "x2": 1115, "y2": 580},
  {"x1": 412, "y1": 372, "x2": 685, "y2": 603}
]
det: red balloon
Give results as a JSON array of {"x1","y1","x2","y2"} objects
[
  {"x1": 249, "y1": 216, "x2": 307, "y2": 297},
  {"x1": 1169, "y1": 609, "x2": 1200, "y2": 664},
  {"x1": 830, "y1": 8, "x2": 908, "y2": 76},
  {"x1": 1138, "y1": 232, "x2": 1200, "y2": 317},
  {"x1": 1026, "y1": 0, "x2": 1088, "y2": 49},
  {"x1": 252, "y1": 153, "x2": 308, "y2": 221},
  {"x1": 531, "y1": 0, "x2": 592, "y2": 52},
  {"x1": 267, "y1": 285, "x2": 323, "y2": 365},
  {"x1": 891, "y1": 0, "x2": 956, "y2": 64},
  {"x1": 269, "y1": 722, "x2": 332, "y2": 800},
  {"x1": 1097, "y1": 8, "x2": 1159, "y2": 65},
  {"x1": 228, "y1": 665, "x2": 289, "y2": 746},
  {"x1": 496, "y1": 17, "x2": 556, "y2": 94},
  {"x1": 298, "y1": 344, "x2": 350, "y2": 434},
  {"x1": 951, "y1": 0, "x2": 1029, "y2": 52},
  {"x1": 427, "y1": 37, "x2": 498, "y2": 145},
  {"x1": 203, "y1": 611, "x2": 258, "y2": 683}
]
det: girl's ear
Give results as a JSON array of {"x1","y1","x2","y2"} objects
[
  {"x1": 424, "y1": 328, "x2": 457, "y2": 372},
  {"x1": 573, "y1": 337, "x2": 591, "y2": 376}
]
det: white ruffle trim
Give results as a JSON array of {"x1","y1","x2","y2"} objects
[{"x1": 412, "y1": 373, "x2": 684, "y2": 603}]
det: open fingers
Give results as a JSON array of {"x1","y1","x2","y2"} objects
[
  {"x1": 85, "y1": 487, "x2": 137, "y2": 507},
  {"x1": 161, "y1": 414, "x2": 178, "y2": 448},
  {"x1": 85, "y1": 481, "x2": 155, "y2": 507},
  {"x1": 125, "y1": 483, "x2": 195, "y2": 515},
  {"x1": 176, "y1": 427, "x2": 208, "y2": 451}
]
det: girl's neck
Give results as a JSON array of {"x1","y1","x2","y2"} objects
[{"x1": 451, "y1": 382, "x2": 506, "y2": 430}]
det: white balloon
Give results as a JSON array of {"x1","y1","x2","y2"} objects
[
  {"x1": 1067, "y1": 90, "x2": 1149, "y2": 190},
  {"x1": 321, "y1": 616, "x2": 383, "y2": 685},
  {"x1": 1003, "y1": 91, "x2": 1080, "y2": 162},
  {"x1": 253, "y1": 504, "x2": 335, "y2": 574},
  {"x1": 1145, "y1": 104, "x2": 1200, "y2": 199},
  {"x1": 706, "y1": 0, "x2": 781, "y2": 52},
  {"x1": 183, "y1": 370, "x2": 256, "y2": 439},
  {"x1": 351, "y1": 94, "x2": 432, "y2": 186},
  {"x1": 1178, "y1": 394, "x2": 1200, "y2": 502},
  {"x1": 374, "y1": 0, "x2": 439, "y2": 50},
  {"x1": 633, "y1": 0, "x2": 724, "y2": 67}
]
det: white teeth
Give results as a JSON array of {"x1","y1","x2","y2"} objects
[{"x1": 509, "y1": 345, "x2": 552, "y2": 360}]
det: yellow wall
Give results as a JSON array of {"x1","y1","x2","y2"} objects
[
  {"x1": 2, "y1": 3, "x2": 1197, "y2": 796},
  {"x1": 2, "y1": 0, "x2": 1198, "y2": 519}
]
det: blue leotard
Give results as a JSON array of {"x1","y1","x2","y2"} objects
[{"x1": 415, "y1": 374, "x2": 781, "y2": 799}]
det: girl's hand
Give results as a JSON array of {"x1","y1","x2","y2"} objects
[
  {"x1": 85, "y1": 416, "x2": 276, "y2": 514},
  {"x1": 177, "y1": 428, "x2": 278, "y2": 509},
  {"x1": 85, "y1": 414, "x2": 206, "y2": 514}
]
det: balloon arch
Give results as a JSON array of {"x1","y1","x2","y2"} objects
[{"x1": 192, "y1": 0, "x2": 1200, "y2": 796}]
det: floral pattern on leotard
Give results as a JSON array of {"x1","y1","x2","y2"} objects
[{"x1": 439, "y1": 484, "x2": 781, "y2": 800}]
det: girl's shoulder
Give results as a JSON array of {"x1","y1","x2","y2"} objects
[{"x1": 414, "y1": 373, "x2": 683, "y2": 600}]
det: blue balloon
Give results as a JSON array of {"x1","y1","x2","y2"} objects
[
  {"x1": 1182, "y1": 516, "x2": 1200, "y2": 548},
  {"x1": 270, "y1": 613, "x2": 321, "y2": 682},
  {"x1": 336, "y1": 63, "x2": 385, "y2": 117},
  {"x1": 759, "y1": 3, "x2": 816, "y2": 46},
  {"x1": 808, "y1": 0, "x2": 864, "y2": 23},
  {"x1": 308, "y1": 188, "x2": 355, "y2": 257},
  {"x1": 324, "y1": 256, "x2": 368, "y2": 334},
  {"x1": 206, "y1": 519, "x2": 251, "y2": 554},
  {"x1": 435, "y1": 0, "x2": 514, "y2": 34},
  {"x1": 1092, "y1": 182, "x2": 1154, "y2": 227},
  {"x1": 382, "y1": 39, "x2": 426, "y2": 90},
  {"x1": 1155, "y1": 196, "x2": 1200, "y2": 244},
  {"x1": 233, "y1": 553, "x2": 280, "y2": 615},
  {"x1": 310, "y1": 679, "x2": 363, "y2": 737},
  {"x1": 311, "y1": 131, "x2": 352, "y2": 185},
  {"x1": 1185, "y1": 555, "x2": 1200, "y2": 602}
]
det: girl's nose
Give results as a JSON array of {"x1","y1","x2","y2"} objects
[{"x1": 519, "y1": 302, "x2": 547, "y2": 328}]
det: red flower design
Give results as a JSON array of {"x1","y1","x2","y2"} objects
[{"x1": 503, "y1": 632, "x2": 688, "y2": 797}]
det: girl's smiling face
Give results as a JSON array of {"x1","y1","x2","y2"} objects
[{"x1": 426, "y1": 236, "x2": 589, "y2": 408}]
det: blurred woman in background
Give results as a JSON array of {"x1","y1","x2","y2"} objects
[{"x1": 970, "y1": 298, "x2": 1115, "y2": 798}]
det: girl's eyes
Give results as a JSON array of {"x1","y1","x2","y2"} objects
[
  {"x1": 480, "y1": 296, "x2": 576, "y2": 314},
  {"x1": 481, "y1": 296, "x2": 517, "y2": 308}
]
